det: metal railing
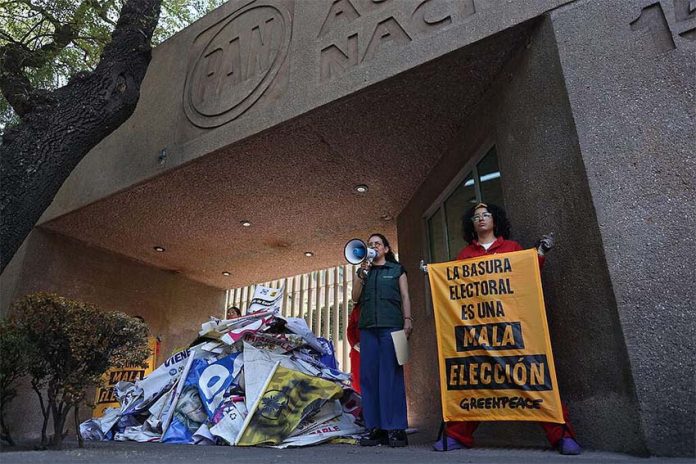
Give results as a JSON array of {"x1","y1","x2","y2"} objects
[{"x1": 225, "y1": 263, "x2": 358, "y2": 371}]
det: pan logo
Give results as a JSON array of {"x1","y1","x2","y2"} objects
[{"x1": 184, "y1": 3, "x2": 292, "y2": 128}]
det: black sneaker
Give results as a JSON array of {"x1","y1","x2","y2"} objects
[
  {"x1": 359, "y1": 428, "x2": 388, "y2": 446},
  {"x1": 388, "y1": 429, "x2": 408, "y2": 447}
]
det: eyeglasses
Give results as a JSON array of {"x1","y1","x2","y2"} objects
[{"x1": 471, "y1": 212, "x2": 493, "y2": 222}]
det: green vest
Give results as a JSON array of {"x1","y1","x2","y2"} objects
[{"x1": 358, "y1": 261, "x2": 404, "y2": 329}]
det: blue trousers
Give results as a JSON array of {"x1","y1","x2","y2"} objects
[{"x1": 359, "y1": 327, "x2": 408, "y2": 430}]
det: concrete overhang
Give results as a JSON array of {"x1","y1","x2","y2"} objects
[{"x1": 38, "y1": 1, "x2": 572, "y2": 289}]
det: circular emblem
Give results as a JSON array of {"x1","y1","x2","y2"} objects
[
  {"x1": 259, "y1": 389, "x2": 288, "y2": 420},
  {"x1": 184, "y1": 4, "x2": 292, "y2": 128},
  {"x1": 169, "y1": 368, "x2": 177, "y2": 376}
]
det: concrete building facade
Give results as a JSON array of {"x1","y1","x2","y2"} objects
[{"x1": 1, "y1": 0, "x2": 694, "y2": 456}]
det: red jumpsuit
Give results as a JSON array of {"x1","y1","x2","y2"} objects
[
  {"x1": 346, "y1": 304, "x2": 361, "y2": 393},
  {"x1": 445, "y1": 237, "x2": 576, "y2": 448}
]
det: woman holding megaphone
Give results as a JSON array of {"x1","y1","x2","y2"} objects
[{"x1": 350, "y1": 233, "x2": 412, "y2": 448}]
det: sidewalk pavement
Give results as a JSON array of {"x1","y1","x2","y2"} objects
[{"x1": 1, "y1": 439, "x2": 693, "y2": 464}]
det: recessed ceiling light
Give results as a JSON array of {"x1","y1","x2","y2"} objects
[
  {"x1": 153, "y1": 246, "x2": 165, "y2": 252},
  {"x1": 222, "y1": 271, "x2": 231, "y2": 276},
  {"x1": 304, "y1": 251, "x2": 314, "y2": 257},
  {"x1": 240, "y1": 220, "x2": 252, "y2": 227},
  {"x1": 354, "y1": 184, "x2": 368, "y2": 193}
]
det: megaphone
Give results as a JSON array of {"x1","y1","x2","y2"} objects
[
  {"x1": 344, "y1": 238, "x2": 378, "y2": 280},
  {"x1": 344, "y1": 238, "x2": 378, "y2": 265}
]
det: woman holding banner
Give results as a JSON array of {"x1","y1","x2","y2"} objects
[
  {"x1": 352, "y1": 233, "x2": 412, "y2": 447},
  {"x1": 432, "y1": 202, "x2": 582, "y2": 455}
]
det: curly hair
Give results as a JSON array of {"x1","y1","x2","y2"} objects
[
  {"x1": 462, "y1": 203, "x2": 511, "y2": 242},
  {"x1": 368, "y1": 233, "x2": 398, "y2": 263}
]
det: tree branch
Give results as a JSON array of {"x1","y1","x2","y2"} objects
[
  {"x1": 17, "y1": 0, "x2": 61, "y2": 28},
  {"x1": 0, "y1": 0, "x2": 163, "y2": 272},
  {"x1": 0, "y1": 30, "x2": 19, "y2": 43},
  {"x1": 0, "y1": 42, "x2": 51, "y2": 116},
  {"x1": 0, "y1": 0, "x2": 106, "y2": 118},
  {"x1": 93, "y1": 0, "x2": 119, "y2": 26},
  {"x1": 19, "y1": 17, "x2": 47, "y2": 43}
]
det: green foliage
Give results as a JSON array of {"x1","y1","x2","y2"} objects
[
  {"x1": 10, "y1": 292, "x2": 150, "y2": 447},
  {"x1": 0, "y1": 0, "x2": 225, "y2": 130},
  {"x1": 0, "y1": 317, "x2": 30, "y2": 445}
]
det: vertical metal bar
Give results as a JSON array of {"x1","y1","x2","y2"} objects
[
  {"x1": 341, "y1": 264, "x2": 352, "y2": 372},
  {"x1": 292, "y1": 276, "x2": 302, "y2": 317},
  {"x1": 323, "y1": 269, "x2": 331, "y2": 340},
  {"x1": 294, "y1": 275, "x2": 301, "y2": 319},
  {"x1": 240, "y1": 287, "x2": 247, "y2": 313},
  {"x1": 303, "y1": 278, "x2": 308, "y2": 325},
  {"x1": 307, "y1": 273, "x2": 315, "y2": 332},
  {"x1": 223, "y1": 290, "x2": 229, "y2": 319},
  {"x1": 279, "y1": 278, "x2": 286, "y2": 316},
  {"x1": 332, "y1": 266, "x2": 340, "y2": 362},
  {"x1": 316, "y1": 270, "x2": 323, "y2": 338},
  {"x1": 288, "y1": 276, "x2": 295, "y2": 318},
  {"x1": 440, "y1": 207, "x2": 449, "y2": 261},
  {"x1": 473, "y1": 165, "x2": 482, "y2": 202},
  {"x1": 299, "y1": 274, "x2": 306, "y2": 324},
  {"x1": 284, "y1": 277, "x2": 292, "y2": 317}
]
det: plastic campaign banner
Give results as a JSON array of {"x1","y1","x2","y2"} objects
[
  {"x1": 161, "y1": 358, "x2": 210, "y2": 444},
  {"x1": 278, "y1": 316, "x2": 326, "y2": 353},
  {"x1": 219, "y1": 310, "x2": 278, "y2": 345},
  {"x1": 235, "y1": 363, "x2": 343, "y2": 446},
  {"x1": 126, "y1": 346, "x2": 193, "y2": 414},
  {"x1": 209, "y1": 396, "x2": 248, "y2": 444},
  {"x1": 196, "y1": 352, "x2": 240, "y2": 418},
  {"x1": 247, "y1": 285, "x2": 284, "y2": 314},
  {"x1": 428, "y1": 249, "x2": 563, "y2": 423},
  {"x1": 242, "y1": 342, "x2": 310, "y2": 411},
  {"x1": 93, "y1": 337, "x2": 159, "y2": 417},
  {"x1": 272, "y1": 412, "x2": 362, "y2": 448}
]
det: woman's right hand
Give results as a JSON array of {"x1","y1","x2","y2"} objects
[{"x1": 357, "y1": 261, "x2": 371, "y2": 280}]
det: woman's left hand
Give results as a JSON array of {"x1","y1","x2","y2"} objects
[{"x1": 404, "y1": 318, "x2": 413, "y2": 339}]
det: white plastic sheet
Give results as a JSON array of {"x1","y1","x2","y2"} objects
[{"x1": 272, "y1": 413, "x2": 363, "y2": 448}]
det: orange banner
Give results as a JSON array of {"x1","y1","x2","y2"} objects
[
  {"x1": 429, "y1": 249, "x2": 563, "y2": 423},
  {"x1": 93, "y1": 337, "x2": 159, "y2": 417}
]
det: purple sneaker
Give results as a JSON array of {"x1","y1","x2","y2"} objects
[
  {"x1": 558, "y1": 437, "x2": 582, "y2": 455},
  {"x1": 432, "y1": 435, "x2": 464, "y2": 452}
]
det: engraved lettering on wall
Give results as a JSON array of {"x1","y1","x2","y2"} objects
[
  {"x1": 362, "y1": 17, "x2": 412, "y2": 62},
  {"x1": 184, "y1": 2, "x2": 292, "y2": 128},
  {"x1": 673, "y1": 0, "x2": 696, "y2": 21},
  {"x1": 630, "y1": 3, "x2": 676, "y2": 52},
  {"x1": 318, "y1": 0, "x2": 476, "y2": 83},
  {"x1": 318, "y1": 0, "x2": 361, "y2": 37},
  {"x1": 674, "y1": 0, "x2": 696, "y2": 40},
  {"x1": 630, "y1": 1, "x2": 696, "y2": 53}
]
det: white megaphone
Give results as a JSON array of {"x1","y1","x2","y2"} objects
[{"x1": 344, "y1": 238, "x2": 378, "y2": 279}]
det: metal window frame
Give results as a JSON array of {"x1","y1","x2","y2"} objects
[{"x1": 422, "y1": 141, "x2": 497, "y2": 316}]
